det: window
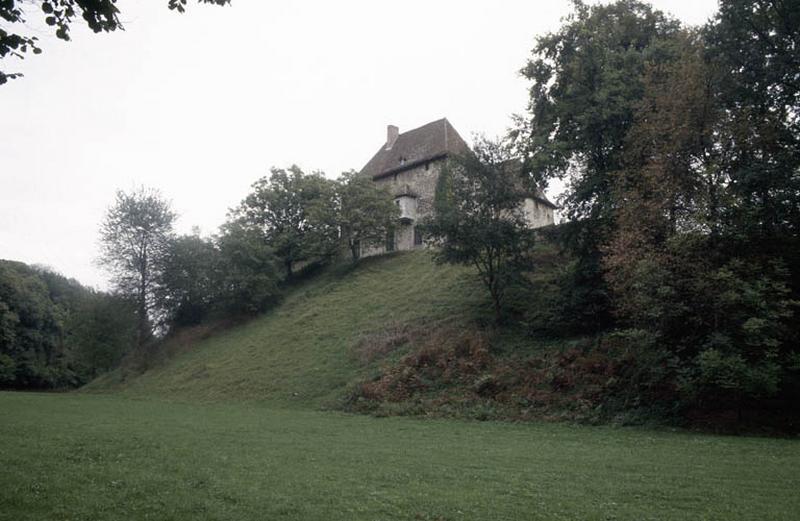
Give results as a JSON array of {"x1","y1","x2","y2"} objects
[
  {"x1": 414, "y1": 227, "x2": 423, "y2": 246},
  {"x1": 386, "y1": 229, "x2": 395, "y2": 252}
]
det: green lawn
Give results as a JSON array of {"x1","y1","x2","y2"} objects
[{"x1": 2, "y1": 392, "x2": 798, "y2": 521}]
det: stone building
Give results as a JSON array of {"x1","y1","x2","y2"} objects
[{"x1": 358, "y1": 118, "x2": 556, "y2": 256}]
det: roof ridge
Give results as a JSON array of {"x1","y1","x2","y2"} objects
[{"x1": 398, "y1": 117, "x2": 448, "y2": 137}]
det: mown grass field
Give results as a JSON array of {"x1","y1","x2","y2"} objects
[
  {"x1": 10, "y1": 252, "x2": 799, "y2": 520},
  {"x1": 2, "y1": 392, "x2": 799, "y2": 521}
]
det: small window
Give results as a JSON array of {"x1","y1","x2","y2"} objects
[{"x1": 414, "y1": 227, "x2": 423, "y2": 246}]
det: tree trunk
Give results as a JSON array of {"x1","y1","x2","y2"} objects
[{"x1": 137, "y1": 247, "x2": 149, "y2": 347}]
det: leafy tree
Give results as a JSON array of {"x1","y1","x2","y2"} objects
[
  {"x1": 1, "y1": 0, "x2": 230, "y2": 85},
  {"x1": 0, "y1": 260, "x2": 136, "y2": 388},
  {"x1": 0, "y1": 260, "x2": 64, "y2": 387},
  {"x1": 420, "y1": 138, "x2": 535, "y2": 323},
  {"x1": 517, "y1": 0, "x2": 681, "y2": 226},
  {"x1": 157, "y1": 232, "x2": 222, "y2": 326},
  {"x1": 233, "y1": 166, "x2": 338, "y2": 278},
  {"x1": 605, "y1": 31, "x2": 720, "y2": 326},
  {"x1": 602, "y1": 18, "x2": 800, "y2": 411},
  {"x1": 63, "y1": 292, "x2": 136, "y2": 382},
  {"x1": 515, "y1": 0, "x2": 683, "y2": 330},
  {"x1": 705, "y1": 0, "x2": 800, "y2": 239},
  {"x1": 335, "y1": 170, "x2": 399, "y2": 262},
  {"x1": 98, "y1": 187, "x2": 176, "y2": 346},
  {"x1": 216, "y1": 221, "x2": 282, "y2": 315}
]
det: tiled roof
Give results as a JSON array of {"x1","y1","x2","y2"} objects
[{"x1": 359, "y1": 118, "x2": 470, "y2": 179}]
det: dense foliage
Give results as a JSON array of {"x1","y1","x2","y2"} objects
[
  {"x1": 516, "y1": 1, "x2": 686, "y2": 334},
  {"x1": 515, "y1": 0, "x2": 800, "y2": 417},
  {"x1": 231, "y1": 166, "x2": 340, "y2": 278},
  {"x1": 336, "y1": 170, "x2": 399, "y2": 262},
  {"x1": 0, "y1": 260, "x2": 135, "y2": 388}
]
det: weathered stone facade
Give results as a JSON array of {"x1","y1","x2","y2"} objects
[
  {"x1": 523, "y1": 197, "x2": 556, "y2": 228},
  {"x1": 360, "y1": 161, "x2": 443, "y2": 256},
  {"x1": 358, "y1": 118, "x2": 557, "y2": 257}
]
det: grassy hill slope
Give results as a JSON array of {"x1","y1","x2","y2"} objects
[{"x1": 89, "y1": 252, "x2": 487, "y2": 406}]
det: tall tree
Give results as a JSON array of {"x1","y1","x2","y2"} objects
[
  {"x1": 706, "y1": 0, "x2": 800, "y2": 239},
  {"x1": 420, "y1": 138, "x2": 535, "y2": 323},
  {"x1": 233, "y1": 166, "x2": 338, "y2": 278},
  {"x1": 517, "y1": 0, "x2": 682, "y2": 226},
  {"x1": 98, "y1": 187, "x2": 175, "y2": 346},
  {"x1": 515, "y1": 0, "x2": 683, "y2": 330},
  {"x1": 602, "y1": 19, "x2": 800, "y2": 410},
  {"x1": 0, "y1": 0, "x2": 230, "y2": 85},
  {"x1": 335, "y1": 170, "x2": 399, "y2": 262}
]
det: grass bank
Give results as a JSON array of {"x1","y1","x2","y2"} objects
[{"x1": 88, "y1": 252, "x2": 486, "y2": 407}]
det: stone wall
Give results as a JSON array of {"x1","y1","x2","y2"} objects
[
  {"x1": 360, "y1": 159, "x2": 443, "y2": 257},
  {"x1": 523, "y1": 197, "x2": 555, "y2": 228},
  {"x1": 359, "y1": 160, "x2": 556, "y2": 258}
]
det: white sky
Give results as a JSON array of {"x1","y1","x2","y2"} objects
[{"x1": 0, "y1": 0, "x2": 719, "y2": 288}]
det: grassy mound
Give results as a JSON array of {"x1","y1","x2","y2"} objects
[{"x1": 88, "y1": 252, "x2": 487, "y2": 407}]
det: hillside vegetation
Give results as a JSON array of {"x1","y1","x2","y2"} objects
[{"x1": 89, "y1": 252, "x2": 488, "y2": 407}]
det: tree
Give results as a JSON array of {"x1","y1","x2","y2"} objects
[
  {"x1": 98, "y1": 187, "x2": 175, "y2": 346},
  {"x1": 63, "y1": 291, "x2": 136, "y2": 382},
  {"x1": 157, "y1": 231, "x2": 222, "y2": 326},
  {"x1": 600, "y1": 16, "x2": 800, "y2": 411},
  {"x1": 517, "y1": 0, "x2": 682, "y2": 226},
  {"x1": 705, "y1": 0, "x2": 800, "y2": 239},
  {"x1": 335, "y1": 170, "x2": 399, "y2": 262},
  {"x1": 216, "y1": 221, "x2": 282, "y2": 315},
  {"x1": 0, "y1": 260, "x2": 136, "y2": 388},
  {"x1": 420, "y1": 138, "x2": 535, "y2": 323},
  {"x1": 514, "y1": 0, "x2": 683, "y2": 330},
  {"x1": 604, "y1": 30, "x2": 720, "y2": 328},
  {"x1": 232, "y1": 166, "x2": 338, "y2": 278},
  {"x1": 1, "y1": 0, "x2": 230, "y2": 85}
]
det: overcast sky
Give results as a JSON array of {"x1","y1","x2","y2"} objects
[{"x1": 1, "y1": 0, "x2": 719, "y2": 288}]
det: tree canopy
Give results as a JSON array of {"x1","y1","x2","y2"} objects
[
  {"x1": 335, "y1": 170, "x2": 399, "y2": 262},
  {"x1": 98, "y1": 187, "x2": 176, "y2": 346},
  {"x1": 0, "y1": 260, "x2": 136, "y2": 389},
  {"x1": 231, "y1": 166, "x2": 339, "y2": 278}
]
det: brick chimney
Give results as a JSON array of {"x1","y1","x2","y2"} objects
[{"x1": 385, "y1": 125, "x2": 399, "y2": 150}]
